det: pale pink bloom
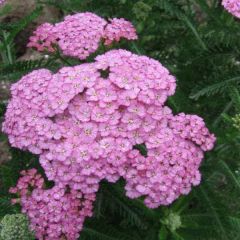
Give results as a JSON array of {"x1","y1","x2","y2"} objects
[
  {"x1": 4, "y1": 48, "x2": 216, "y2": 240},
  {"x1": 91, "y1": 106, "x2": 110, "y2": 122},
  {"x1": 116, "y1": 138, "x2": 132, "y2": 152},
  {"x1": 222, "y1": 0, "x2": 240, "y2": 18},
  {"x1": 127, "y1": 101, "x2": 146, "y2": 117},
  {"x1": 79, "y1": 122, "x2": 98, "y2": 143},
  {"x1": 28, "y1": 13, "x2": 138, "y2": 59},
  {"x1": 121, "y1": 113, "x2": 141, "y2": 131},
  {"x1": 27, "y1": 23, "x2": 57, "y2": 52},
  {"x1": 108, "y1": 152, "x2": 127, "y2": 166},
  {"x1": 104, "y1": 18, "x2": 138, "y2": 45}
]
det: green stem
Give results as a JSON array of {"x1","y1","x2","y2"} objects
[
  {"x1": 158, "y1": 225, "x2": 168, "y2": 240},
  {"x1": 6, "y1": 43, "x2": 13, "y2": 64},
  {"x1": 132, "y1": 42, "x2": 142, "y2": 55},
  {"x1": 56, "y1": 51, "x2": 73, "y2": 66},
  {"x1": 0, "y1": 31, "x2": 11, "y2": 64},
  {"x1": 3, "y1": 31, "x2": 13, "y2": 64}
]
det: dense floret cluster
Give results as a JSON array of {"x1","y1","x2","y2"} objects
[
  {"x1": 103, "y1": 18, "x2": 138, "y2": 45},
  {"x1": 10, "y1": 169, "x2": 94, "y2": 240},
  {"x1": 4, "y1": 49, "x2": 215, "y2": 239},
  {"x1": 27, "y1": 23, "x2": 58, "y2": 53},
  {"x1": 222, "y1": 0, "x2": 240, "y2": 18},
  {"x1": 3, "y1": 11, "x2": 216, "y2": 239},
  {"x1": 0, "y1": 213, "x2": 34, "y2": 240},
  {"x1": 27, "y1": 12, "x2": 137, "y2": 59}
]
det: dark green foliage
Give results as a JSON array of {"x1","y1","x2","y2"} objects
[
  {"x1": 0, "y1": 6, "x2": 43, "y2": 50},
  {"x1": 1, "y1": 0, "x2": 240, "y2": 239}
]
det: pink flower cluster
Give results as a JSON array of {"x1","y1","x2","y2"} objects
[
  {"x1": 0, "y1": 0, "x2": 5, "y2": 5},
  {"x1": 10, "y1": 169, "x2": 95, "y2": 240},
  {"x1": 4, "y1": 49, "x2": 215, "y2": 239},
  {"x1": 27, "y1": 12, "x2": 138, "y2": 60},
  {"x1": 27, "y1": 23, "x2": 58, "y2": 53},
  {"x1": 103, "y1": 18, "x2": 138, "y2": 45},
  {"x1": 222, "y1": 0, "x2": 240, "y2": 18}
]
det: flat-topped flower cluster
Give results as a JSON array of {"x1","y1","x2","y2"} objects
[
  {"x1": 222, "y1": 0, "x2": 240, "y2": 18},
  {"x1": 10, "y1": 169, "x2": 95, "y2": 240},
  {"x1": 27, "y1": 12, "x2": 137, "y2": 59},
  {"x1": 3, "y1": 12, "x2": 215, "y2": 240}
]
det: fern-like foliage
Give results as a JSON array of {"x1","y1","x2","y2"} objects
[
  {"x1": 190, "y1": 76, "x2": 240, "y2": 100},
  {"x1": 0, "y1": 7, "x2": 43, "y2": 51},
  {"x1": 0, "y1": 58, "x2": 57, "y2": 76}
]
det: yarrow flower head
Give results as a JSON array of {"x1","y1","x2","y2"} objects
[
  {"x1": 222, "y1": 0, "x2": 240, "y2": 18},
  {"x1": 27, "y1": 23, "x2": 57, "y2": 53},
  {"x1": 4, "y1": 12, "x2": 215, "y2": 239},
  {"x1": 103, "y1": 18, "x2": 138, "y2": 45},
  {"x1": 4, "y1": 48, "x2": 215, "y2": 239},
  {"x1": 10, "y1": 169, "x2": 95, "y2": 240},
  {"x1": 27, "y1": 12, "x2": 138, "y2": 60}
]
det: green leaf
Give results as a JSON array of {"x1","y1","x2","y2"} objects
[
  {"x1": 228, "y1": 87, "x2": 240, "y2": 112},
  {"x1": 0, "y1": 58, "x2": 57, "y2": 77},
  {"x1": 181, "y1": 14, "x2": 207, "y2": 50},
  {"x1": 198, "y1": 186, "x2": 229, "y2": 240},
  {"x1": 158, "y1": 226, "x2": 168, "y2": 240},
  {"x1": 219, "y1": 160, "x2": 240, "y2": 191},
  {"x1": 0, "y1": 4, "x2": 12, "y2": 17},
  {"x1": 0, "y1": 7, "x2": 43, "y2": 51},
  {"x1": 190, "y1": 76, "x2": 240, "y2": 100}
]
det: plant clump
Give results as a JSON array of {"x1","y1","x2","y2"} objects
[{"x1": 3, "y1": 11, "x2": 216, "y2": 240}]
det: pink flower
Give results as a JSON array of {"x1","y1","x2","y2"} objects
[
  {"x1": 79, "y1": 122, "x2": 98, "y2": 143},
  {"x1": 127, "y1": 101, "x2": 146, "y2": 117},
  {"x1": 28, "y1": 13, "x2": 138, "y2": 59},
  {"x1": 91, "y1": 106, "x2": 110, "y2": 122},
  {"x1": 4, "y1": 47, "x2": 216, "y2": 240},
  {"x1": 222, "y1": 0, "x2": 240, "y2": 18},
  {"x1": 104, "y1": 18, "x2": 138, "y2": 45},
  {"x1": 10, "y1": 170, "x2": 96, "y2": 240},
  {"x1": 99, "y1": 137, "x2": 115, "y2": 155},
  {"x1": 27, "y1": 23, "x2": 57, "y2": 52},
  {"x1": 75, "y1": 145, "x2": 91, "y2": 162},
  {"x1": 116, "y1": 138, "x2": 132, "y2": 152},
  {"x1": 121, "y1": 113, "x2": 142, "y2": 131}
]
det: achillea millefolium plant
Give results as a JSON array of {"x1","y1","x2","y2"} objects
[
  {"x1": 0, "y1": 0, "x2": 240, "y2": 240},
  {"x1": 2, "y1": 11, "x2": 215, "y2": 239}
]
